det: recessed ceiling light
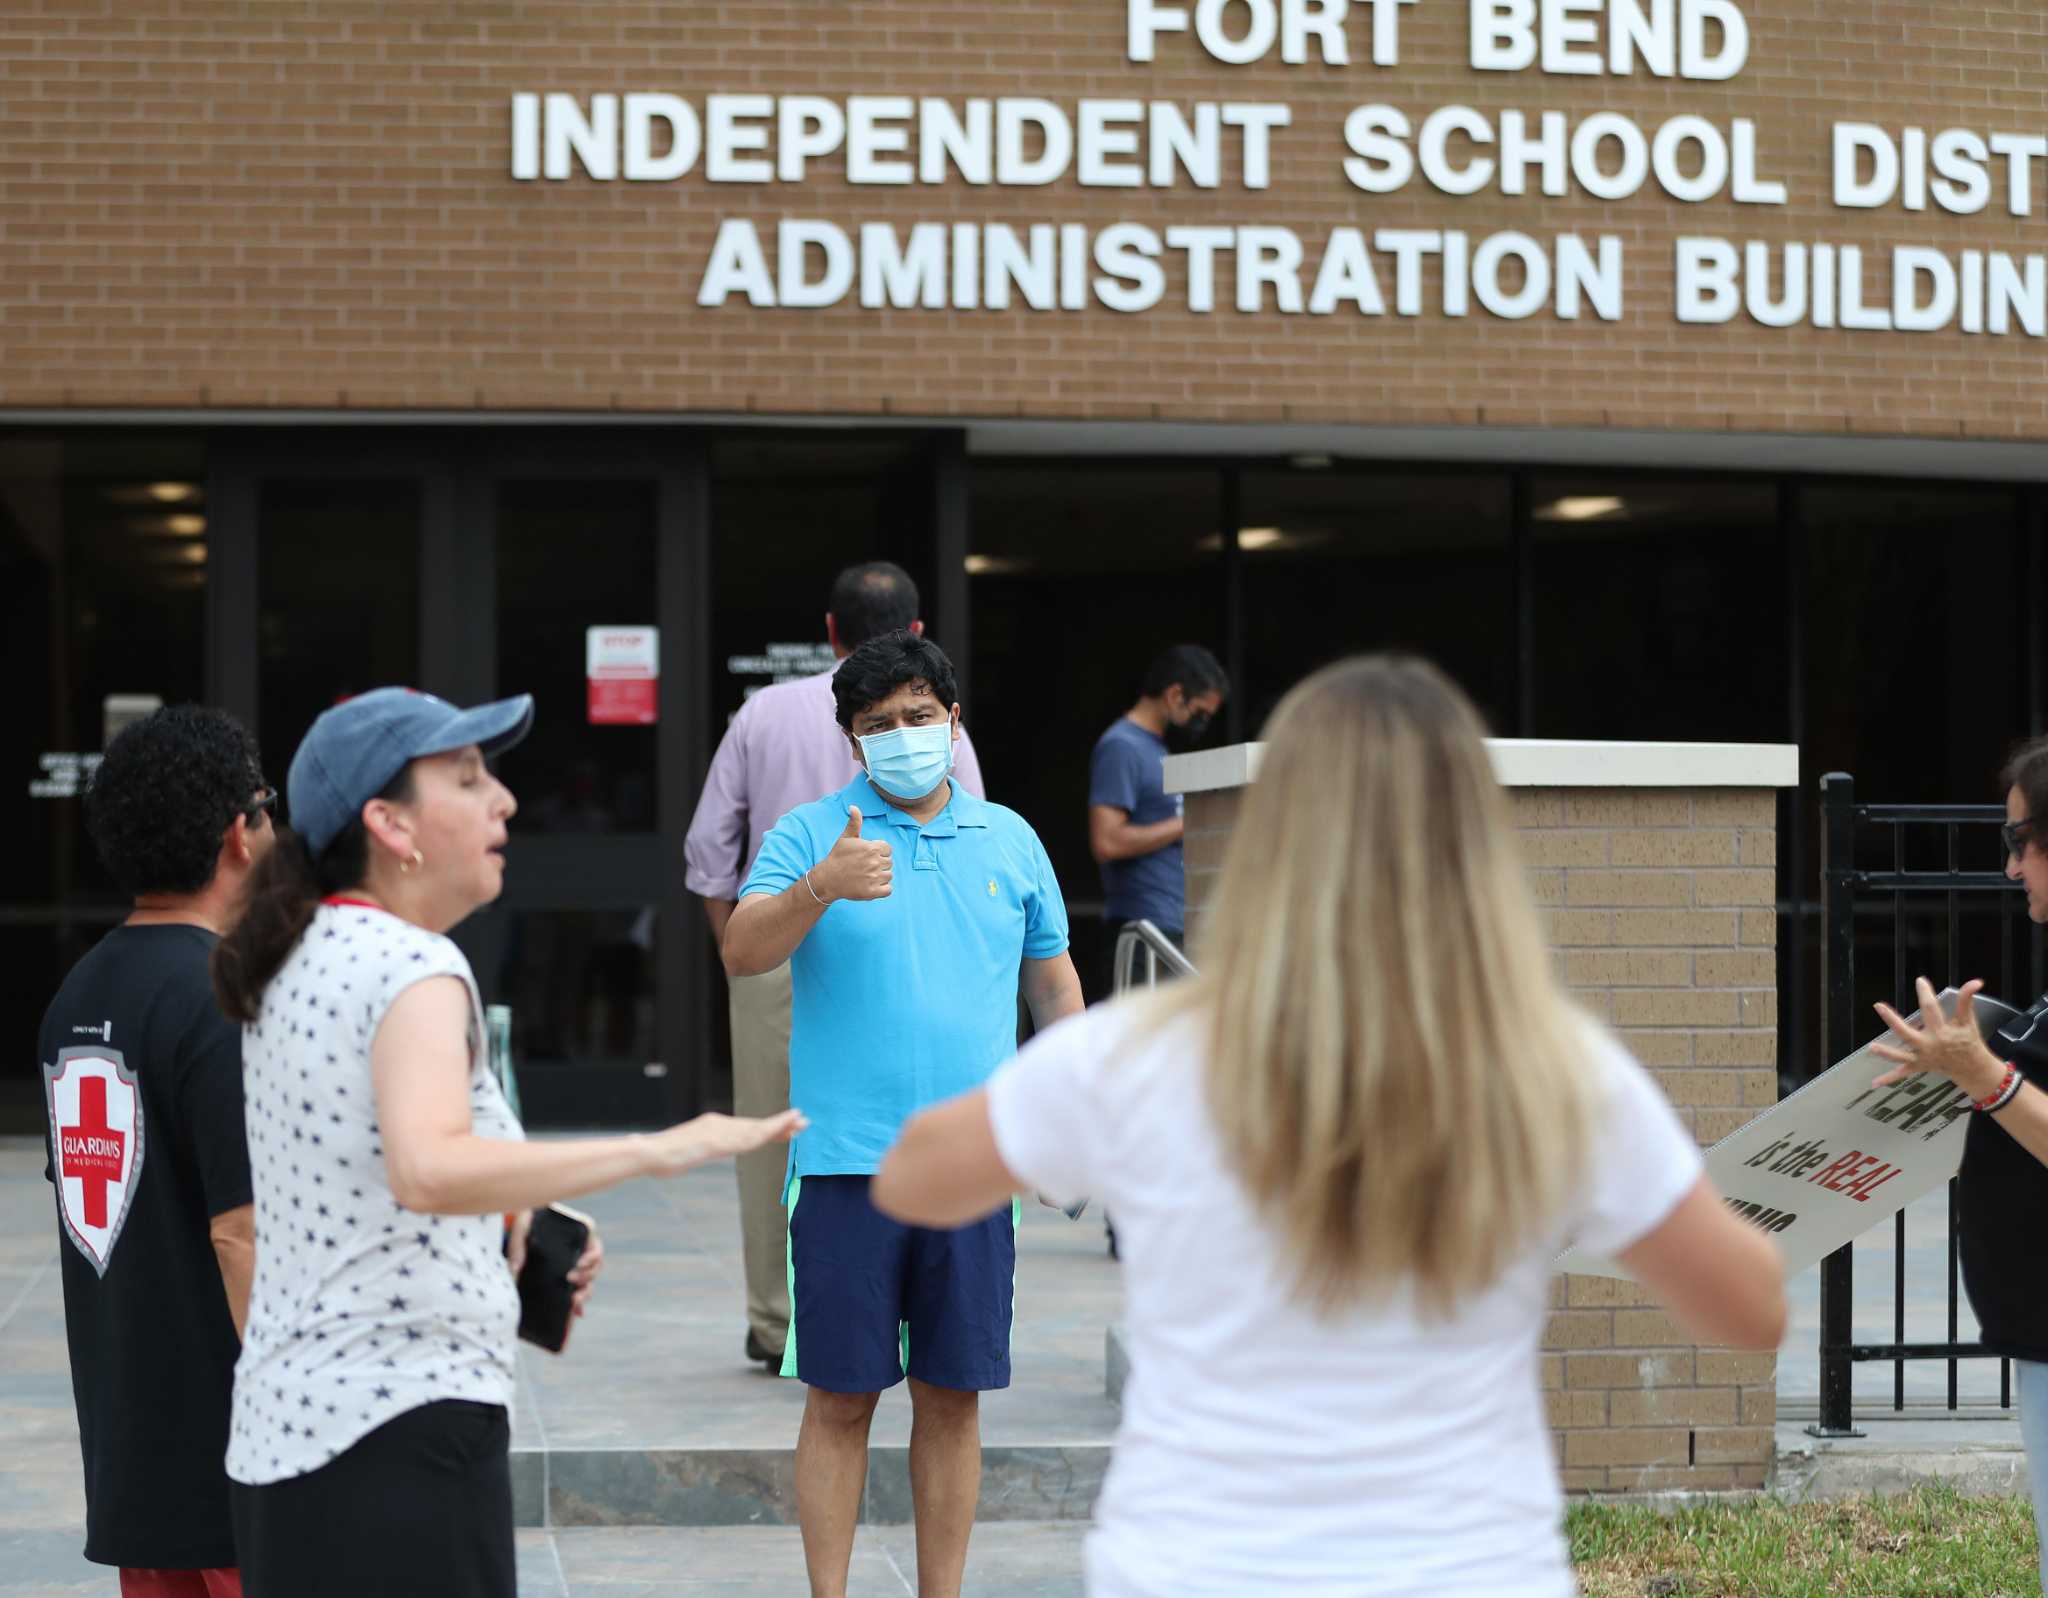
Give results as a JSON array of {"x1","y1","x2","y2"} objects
[
  {"x1": 1288, "y1": 453, "x2": 1334, "y2": 470},
  {"x1": 131, "y1": 513, "x2": 207, "y2": 537},
  {"x1": 107, "y1": 481, "x2": 203, "y2": 507},
  {"x1": 1535, "y1": 495, "x2": 1626, "y2": 522},
  {"x1": 1237, "y1": 527, "x2": 1284, "y2": 549},
  {"x1": 964, "y1": 554, "x2": 1033, "y2": 576}
]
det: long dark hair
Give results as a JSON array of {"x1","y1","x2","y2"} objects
[{"x1": 212, "y1": 766, "x2": 416, "y2": 1022}]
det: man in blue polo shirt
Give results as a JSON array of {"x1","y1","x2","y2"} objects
[
  {"x1": 722, "y1": 628, "x2": 1082, "y2": 1598},
  {"x1": 1088, "y1": 643, "x2": 1229, "y2": 995}
]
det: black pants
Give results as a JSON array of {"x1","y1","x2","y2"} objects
[{"x1": 231, "y1": 1400, "x2": 513, "y2": 1598}]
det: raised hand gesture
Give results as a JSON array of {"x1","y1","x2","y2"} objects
[
  {"x1": 815, "y1": 805, "x2": 892, "y2": 902},
  {"x1": 1870, "y1": 976, "x2": 2007, "y2": 1099}
]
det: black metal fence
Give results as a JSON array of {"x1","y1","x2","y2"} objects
[{"x1": 1810, "y1": 772, "x2": 2043, "y2": 1436}]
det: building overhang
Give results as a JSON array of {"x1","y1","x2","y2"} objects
[{"x1": 4, "y1": 409, "x2": 2047, "y2": 483}]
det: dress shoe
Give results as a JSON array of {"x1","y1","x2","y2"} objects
[{"x1": 745, "y1": 1330, "x2": 784, "y2": 1372}]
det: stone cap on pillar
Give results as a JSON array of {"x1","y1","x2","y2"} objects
[{"x1": 1165, "y1": 740, "x2": 1801, "y2": 796}]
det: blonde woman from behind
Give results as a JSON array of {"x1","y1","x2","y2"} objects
[{"x1": 874, "y1": 655, "x2": 1786, "y2": 1598}]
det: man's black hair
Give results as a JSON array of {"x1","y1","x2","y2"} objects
[
  {"x1": 832, "y1": 629, "x2": 960, "y2": 730},
  {"x1": 1141, "y1": 643, "x2": 1230, "y2": 701},
  {"x1": 84, "y1": 704, "x2": 265, "y2": 897},
  {"x1": 828, "y1": 561, "x2": 920, "y2": 650}
]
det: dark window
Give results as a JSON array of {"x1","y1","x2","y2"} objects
[
  {"x1": 1798, "y1": 483, "x2": 2025, "y2": 804},
  {"x1": 969, "y1": 463, "x2": 1226, "y2": 995},
  {"x1": 1239, "y1": 467, "x2": 1513, "y2": 734},
  {"x1": 1529, "y1": 475, "x2": 1787, "y2": 743},
  {"x1": 257, "y1": 479, "x2": 420, "y2": 794},
  {"x1": 1, "y1": 434, "x2": 208, "y2": 1126},
  {"x1": 498, "y1": 480, "x2": 658, "y2": 835},
  {"x1": 709, "y1": 436, "x2": 936, "y2": 748}
]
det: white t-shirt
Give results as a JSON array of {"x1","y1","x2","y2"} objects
[
  {"x1": 985, "y1": 1000, "x2": 1702, "y2": 1598},
  {"x1": 227, "y1": 903, "x2": 525, "y2": 1485}
]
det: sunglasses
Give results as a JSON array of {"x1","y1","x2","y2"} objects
[
  {"x1": 2001, "y1": 819, "x2": 2037, "y2": 859},
  {"x1": 244, "y1": 786, "x2": 278, "y2": 825}
]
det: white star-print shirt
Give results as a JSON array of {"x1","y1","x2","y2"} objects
[{"x1": 227, "y1": 902, "x2": 524, "y2": 1485}]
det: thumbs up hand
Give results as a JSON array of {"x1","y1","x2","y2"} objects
[{"x1": 815, "y1": 805, "x2": 893, "y2": 902}]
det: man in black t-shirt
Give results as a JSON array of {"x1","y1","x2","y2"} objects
[{"x1": 40, "y1": 705, "x2": 274, "y2": 1598}]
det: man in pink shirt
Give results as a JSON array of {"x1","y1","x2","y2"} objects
[{"x1": 685, "y1": 562, "x2": 985, "y2": 1370}]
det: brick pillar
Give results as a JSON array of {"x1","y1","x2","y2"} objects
[{"x1": 1181, "y1": 782, "x2": 1780, "y2": 1495}]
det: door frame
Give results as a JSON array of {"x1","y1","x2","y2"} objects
[{"x1": 205, "y1": 425, "x2": 715, "y2": 1125}]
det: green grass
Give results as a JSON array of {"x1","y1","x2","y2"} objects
[{"x1": 1567, "y1": 1487, "x2": 2041, "y2": 1597}]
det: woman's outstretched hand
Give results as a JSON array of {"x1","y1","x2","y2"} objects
[
  {"x1": 642, "y1": 1108, "x2": 808, "y2": 1177},
  {"x1": 1870, "y1": 976, "x2": 2007, "y2": 1098}
]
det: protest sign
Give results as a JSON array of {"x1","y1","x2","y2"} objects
[{"x1": 1561, "y1": 989, "x2": 2018, "y2": 1280}]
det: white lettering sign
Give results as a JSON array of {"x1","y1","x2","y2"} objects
[
  {"x1": 28, "y1": 752, "x2": 103, "y2": 801},
  {"x1": 1470, "y1": 0, "x2": 1747, "y2": 79},
  {"x1": 727, "y1": 641, "x2": 838, "y2": 693},
  {"x1": 691, "y1": 219, "x2": 1630, "y2": 321},
  {"x1": 503, "y1": 0, "x2": 2048, "y2": 338}
]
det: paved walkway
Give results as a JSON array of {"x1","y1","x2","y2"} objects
[
  {"x1": 5, "y1": 1136, "x2": 2026, "y2": 1595},
  {"x1": 0, "y1": 1137, "x2": 1113, "y2": 1596}
]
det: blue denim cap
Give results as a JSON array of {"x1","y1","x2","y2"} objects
[{"x1": 286, "y1": 686, "x2": 534, "y2": 855}]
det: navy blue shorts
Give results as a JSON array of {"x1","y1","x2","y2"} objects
[{"x1": 781, "y1": 1174, "x2": 1016, "y2": 1394}]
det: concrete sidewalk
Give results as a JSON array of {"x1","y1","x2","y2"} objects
[
  {"x1": 1775, "y1": 1408, "x2": 2033, "y2": 1503},
  {"x1": 6, "y1": 1134, "x2": 2036, "y2": 1595},
  {"x1": 0, "y1": 1136, "x2": 1117, "y2": 1596},
  {"x1": 496, "y1": 1157, "x2": 1120, "y2": 1530}
]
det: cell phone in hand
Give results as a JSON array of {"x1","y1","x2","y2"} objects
[{"x1": 515, "y1": 1203, "x2": 593, "y2": 1354}]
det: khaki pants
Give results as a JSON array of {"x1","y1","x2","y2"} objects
[{"x1": 729, "y1": 961, "x2": 793, "y2": 1354}]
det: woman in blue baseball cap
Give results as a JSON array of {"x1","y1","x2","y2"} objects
[{"x1": 211, "y1": 688, "x2": 804, "y2": 1598}]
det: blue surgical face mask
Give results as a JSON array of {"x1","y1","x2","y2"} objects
[{"x1": 858, "y1": 721, "x2": 955, "y2": 801}]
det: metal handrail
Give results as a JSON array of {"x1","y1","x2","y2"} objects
[{"x1": 1112, "y1": 918, "x2": 1198, "y2": 995}]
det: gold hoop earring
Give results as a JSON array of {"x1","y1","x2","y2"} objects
[{"x1": 399, "y1": 849, "x2": 423, "y2": 875}]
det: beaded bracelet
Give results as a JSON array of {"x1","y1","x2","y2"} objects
[{"x1": 1974, "y1": 1063, "x2": 2024, "y2": 1115}]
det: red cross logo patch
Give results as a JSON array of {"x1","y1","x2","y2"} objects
[{"x1": 44, "y1": 1048, "x2": 145, "y2": 1276}]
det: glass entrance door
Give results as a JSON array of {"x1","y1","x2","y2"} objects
[
  {"x1": 208, "y1": 431, "x2": 712, "y2": 1129},
  {"x1": 466, "y1": 473, "x2": 669, "y2": 1126}
]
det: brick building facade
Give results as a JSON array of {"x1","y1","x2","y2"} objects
[
  {"x1": 5, "y1": 7, "x2": 2044, "y2": 1456},
  {"x1": 5, "y1": 2, "x2": 2048, "y2": 433}
]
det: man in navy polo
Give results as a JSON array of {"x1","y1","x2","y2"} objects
[{"x1": 722, "y1": 629, "x2": 1082, "y2": 1598}]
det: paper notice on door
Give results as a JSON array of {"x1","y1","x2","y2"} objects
[
  {"x1": 587, "y1": 626, "x2": 658, "y2": 726},
  {"x1": 1559, "y1": 989, "x2": 2019, "y2": 1281}
]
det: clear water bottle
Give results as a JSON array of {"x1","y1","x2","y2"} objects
[{"x1": 485, "y1": 1004, "x2": 523, "y2": 1124}]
